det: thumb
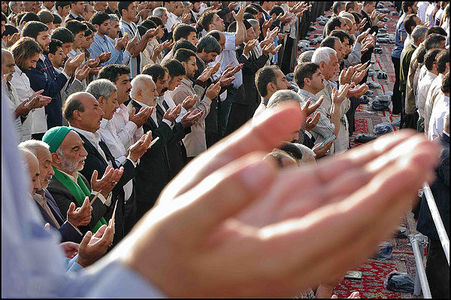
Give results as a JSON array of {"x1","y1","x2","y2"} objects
[
  {"x1": 68, "y1": 202, "x2": 76, "y2": 214},
  {"x1": 44, "y1": 223, "x2": 50, "y2": 231},
  {"x1": 90, "y1": 169, "x2": 98, "y2": 186},
  {"x1": 130, "y1": 107, "x2": 136, "y2": 118},
  {"x1": 172, "y1": 155, "x2": 276, "y2": 245},
  {"x1": 80, "y1": 231, "x2": 93, "y2": 249}
]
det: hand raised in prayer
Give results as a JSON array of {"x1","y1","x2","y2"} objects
[
  {"x1": 305, "y1": 111, "x2": 320, "y2": 131},
  {"x1": 75, "y1": 64, "x2": 91, "y2": 82},
  {"x1": 182, "y1": 95, "x2": 198, "y2": 110},
  {"x1": 163, "y1": 104, "x2": 182, "y2": 123},
  {"x1": 301, "y1": 96, "x2": 324, "y2": 117},
  {"x1": 5, "y1": 32, "x2": 20, "y2": 48},
  {"x1": 77, "y1": 222, "x2": 114, "y2": 267},
  {"x1": 312, "y1": 138, "x2": 334, "y2": 158},
  {"x1": 347, "y1": 83, "x2": 369, "y2": 98},
  {"x1": 243, "y1": 39, "x2": 258, "y2": 56},
  {"x1": 332, "y1": 84, "x2": 351, "y2": 104},
  {"x1": 113, "y1": 103, "x2": 438, "y2": 297},
  {"x1": 129, "y1": 106, "x2": 153, "y2": 128},
  {"x1": 67, "y1": 196, "x2": 92, "y2": 227},
  {"x1": 90, "y1": 166, "x2": 124, "y2": 198},
  {"x1": 180, "y1": 109, "x2": 203, "y2": 128},
  {"x1": 64, "y1": 52, "x2": 85, "y2": 76},
  {"x1": 205, "y1": 80, "x2": 222, "y2": 99},
  {"x1": 218, "y1": 75, "x2": 235, "y2": 87},
  {"x1": 60, "y1": 241, "x2": 79, "y2": 259},
  {"x1": 128, "y1": 132, "x2": 153, "y2": 162},
  {"x1": 232, "y1": 5, "x2": 245, "y2": 22}
]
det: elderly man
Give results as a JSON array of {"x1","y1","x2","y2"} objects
[
  {"x1": 61, "y1": 91, "x2": 141, "y2": 244},
  {"x1": 312, "y1": 47, "x2": 368, "y2": 153},
  {"x1": 87, "y1": 79, "x2": 152, "y2": 233},
  {"x1": 43, "y1": 126, "x2": 121, "y2": 239},
  {"x1": 19, "y1": 140, "x2": 91, "y2": 243}
]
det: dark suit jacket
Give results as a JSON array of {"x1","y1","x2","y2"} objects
[
  {"x1": 33, "y1": 189, "x2": 83, "y2": 243},
  {"x1": 47, "y1": 173, "x2": 109, "y2": 235},
  {"x1": 417, "y1": 134, "x2": 449, "y2": 240},
  {"x1": 237, "y1": 45, "x2": 270, "y2": 117},
  {"x1": 130, "y1": 100, "x2": 173, "y2": 218},
  {"x1": 26, "y1": 55, "x2": 68, "y2": 128},
  {"x1": 155, "y1": 102, "x2": 190, "y2": 179},
  {"x1": 76, "y1": 132, "x2": 136, "y2": 245}
]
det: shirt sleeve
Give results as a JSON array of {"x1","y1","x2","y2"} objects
[{"x1": 223, "y1": 32, "x2": 236, "y2": 51}]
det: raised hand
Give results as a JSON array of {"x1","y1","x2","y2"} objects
[
  {"x1": 347, "y1": 83, "x2": 369, "y2": 98},
  {"x1": 67, "y1": 196, "x2": 92, "y2": 227},
  {"x1": 182, "y1": 95, "x2": 198, "y2": 110},
  {"x1": 164, "y1": 104, "x2": 182, "y2": 123},
  {"x1": 358, "y1": 17, "x2": 367, "y2": 32},
  {"x1": 180, "y1": 109, "x2": 203, "y2": 128},
  {"x1": 128, "y1": 132, "x2": 153, "y2": 162},
  {"x1": 5, "y1": 32, "x2": 20, "y2": 48},
  {"x1": 339, "y1": 66, "x2": 356, "y2": 85},
  {"x1": 181, "y1": 12, "x2": 191, "y2": 24},
  {"x1": 305, "y1": 111, "x2": 320, "y2": 131},
  {"x1": 243, "y1": 39, "x2": 258, "y2": 56},
  {"x1": 77, "y1": 222, "x2": 114, "y2": 267},
  {"x1": 232, "y1": 5, "x2": 245, "y2": 22},
  {"x1": 87, "y1": 57, "x2": 101, "y2": 67},
  {"x1": 115, "y1": 103, "x2": 438, "y2": 297},
  {"x1": 312, "y1": 138, "x2": 334, "y2": 158},
  {"x1": 60, "y1": 241, "x2": 79, "y2": 259},
  {"x1": 205, "y1": 80, "x2": 222, "y2": 99},
  {"x1": 64, "y1": 53, "x2": 85, "y2": 76},
  {"x1": 356, "y1": 28, "x2": 370, "y2": 44},
  {"x1": 129, "y1": 106, "x2": 153, "y2": 128},
  {"x1": 218, "y1": 75, "x2": 235, "y2": 87},
  {"x1": 332, "y1": 84, "x2": 350, "y2": 104},
  {"x1": 75, "y1": 64, "x2": 91, "y2": 81},
  {"x1": 301, "y1": 96, "x2": 324, "y2": 117},
  {"x1": 90, "y1": 166, "x2": 124, "y2": 198}
]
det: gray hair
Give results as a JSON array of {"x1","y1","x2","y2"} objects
[
  {"x1": 152, "y1": 7, "x2": 167, "y2": 17},
  {"x1": 248, "y1": 19, "x2": 259, "y2": 31},
  {"x1": 9, "y1": 1, "x2": 19, "y2": 10},
  {"x1": 86, "y1": 79, "x2": 117, "y2": 101},
  {"x1": 267, "y1": 89, "x2": 303, "y2": 108},
  {"x1": 312, "y1": 47, "x2": 337, "y2": 65},
  {"x1": 109, "y1": 14, "x2": 119, "y2": 22},
  {"x1": 339, "y1": 11, "x2": 355, "y2": 22},
  {"x1": 297, "y1": 50, "x2": 314, "y2": 64},
  {"x1": 412, "y1": 25, "x2": 428, "y2": 44},
  {"x1": 18, "y1": 140, "x2": 50, "y2": 157},
  {"x1": 130, "y1": 74, "x2": 154, "y2": 98}
]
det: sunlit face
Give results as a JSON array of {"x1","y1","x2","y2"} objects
[
  {"x1": 142, "y1": 79, "x2": 157, "y2": 106},
  {"x1": 49, "y1": 46, "x2": 66, "y2": 69},
  {"x1": 309, "y1": 69, "x2": 325, "y2": 93},
  {"x1": 98, "y1": 19, "x2": 112, "y2": 36},
  {"x1": 108, "y1": 19, "x2": 120, "y2": 39},
  {"x1": 155, "y1": 71, "x2": 169, "y2": 96},
  {"x1": 187, "y1": 31, "x2": 198, "y2": 46},
  {"x1": 77, "y1": 94, "x2": 105, "y2": 132},
  {"x1": 36, "y1": 146, "x2": 55, "y2": 190},
  {"x1": 73, "y1": 31, "x2": 86, "y2": 49},
  {"x1": 55, "y1": 130, "x2": 88, "y2": 174},
  {"x1": 72, "y1": 1, "x2": 85, "y2": 15},
  {"x1": 124, "y1": 2, "x2": 138, "y2": 22},
  {"x1": 61, "y1": 42, "x2": 73, "y2": 55},
  {"x1": 94, "y1": 1, "x2": 108, "y2": 12},
  {"x1": 212, "y1": 14, "x2": 225, "y2": 32},
  {"x1": 83, "y1": 4, "x2": 95, "y2": 21},
  {"x1": 25, "y1": 152, "x2": 41, "y2": 195},
  {"x1": 1, "y1": 52, "x2": 15, "y2": 82},
  {"x1": 58, "y1": 4, "x2": 71, "y2": 17},
  {"x1": 323, "y1": 53, "x2": 340, "y2": 80},
  {"x1": 115, "y1": 74, "x2": 132, "y2": 103},
  {"x1": 23, "y1": 52, "x2": 41, "y2": 71},
  {"x1": 168, "y1": 74, "x2": 183, "y2": 91},
  {"x1": 274, "y1": 69, "x2": 291, "y2": 90},
  {"x1": 81, "y1": 32, "x2": 94, "y2": 49},
  {"x1": 183, "y1": 55, "x2": 198, "y2": 79},
  {"x1": 102, "y1": 90, "x2": 120, "y2": 119},
  {"x1": 36, "y1": 30, "x2": 51, "y2": 52},
  {"x1": 334, "y1": 39, "x2": 344, "y2": 62},
  {"x1": 173, "y1": 1, "x2": 184, "y2": 17}
]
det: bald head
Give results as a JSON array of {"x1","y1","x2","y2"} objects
[
  {"x1": 63, "y1": 92, "x2": 104, "y2": 132},
  {"x1": 19, "y1": 147, "x2": 41, "y2": 194}
]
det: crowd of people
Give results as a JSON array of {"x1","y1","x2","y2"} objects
[{"x1": 1, "y1": 1, "x2": 449, "y2": 298}]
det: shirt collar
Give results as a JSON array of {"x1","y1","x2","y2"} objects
[
  {"x1": 299, "y1": 89, "x2": 318, "y2": 101},
  {"x1": 100, "y1": 118, "x2": 109, "y2": 129},
  {"x1": 181, "y1": 77, "x2": 193, "y2": 86},
  {"x1": 70, "y1": 126, "x2": 101, "y2": 148}
]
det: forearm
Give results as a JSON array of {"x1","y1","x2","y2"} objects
[
  {"x1": 329, "y1": 103, "x2": 341, "y2": 137},
  {"x1": 235, "y1": 21, "x2": 246, "y2": 45}
]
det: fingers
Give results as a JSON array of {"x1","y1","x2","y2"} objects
[
  {"x1": 68, "y1": 202, "x2": 76, "y2": 215},
  {"x1": 80, "y1": 231, "x2": 93, "y2": 250},
  {"x1": 90, "y1": 170, "x2": 98, "y2": 187},
  {"x1": 162, "y1": 155, "x2": 277, "y2": 246},
  {"x1": 163, "y1": 103, "x2": 305, "y2": 200}
]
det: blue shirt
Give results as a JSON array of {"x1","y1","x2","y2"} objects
[
  {"x1": 89, "y1": 33, "x2": 130, "y2": 66},
  {"x1": 392, "y1": 13, "x2": 407, "y2": 59},
  {"x1": 1, "y1": 89, "x2": 164, "y2": 298}
]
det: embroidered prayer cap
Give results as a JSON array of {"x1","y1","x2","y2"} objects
[{"x1": 42, "y1": 126, "x2": 73, "y2": 153}]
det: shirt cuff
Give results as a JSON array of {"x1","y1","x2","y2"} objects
[
  {"x1": 93, "y1": 192, "x2": 112, "y2": 207},
  {"x1": 242, "y1": 52, "x2": 250, "y2": 60},
  {"x1": 162, "y1": 118, "x2": 174, "y2": 129},
  {"x1": 61, "y1": 71, "x2": 71, "y2": 80},
  {"x1": 66, "y1": 256, "x2": 84, "y2": 273},
  {"x1": 126, "y1": 157, "x2": 138, "y2": 167}
]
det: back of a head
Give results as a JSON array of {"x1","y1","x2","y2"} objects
[
  {"x1": 20, "y1": 12, "x2": 41, "y2": 27},
  {"x1": 294, "y1": 62, "x2": 320, "y2": 89},
  {"x1": 3, "y1": 24, "x2": 19, "y2": 37},
  {"x1": 330, "y1": 29, "x2": 354, "y2": 44},
  {"x1": 320, "y1": 36, "x2": 340, "y2": 50},
  {"x1": 197, "y1": 35, "x2": 221, "y2": 54},
  {"x1": 98, "y1": 64, "x2": 130, "y2": 83},
  {"x1": 325, "y1": 16, "x2": 341, "y2": 36},
  {"x1": 48, "y1": 38, "x2": 63, "y2": 55},
  {"x1": 298, "y1": 50, "x2": 314, "y2": 63},
  {"x1": 442, "y1": 72, "x2": 450, "y2": 94},
  {"x1": 51, "y1": 27, "x2": 75, "y2": 43},
  {"x1": 255, "y1": 65, "x2": 279, "y2": 98},
  {"x1": 312, "y1": 47, "x2": 336, "y2": 65},
  {"x1": 424, "y1": 49, "x2": 441, "y2": 71},
  {"x1": 267, "y1": 89, "x2": 302, "y2": 108},
  {"x1": 403, "y1": 14, "x2": 418, "y2": 35},
  {"x1": 130, "y1": 74, "x2": 154, "y2": 98},
  {"x1": 86, "y1": 79, "x2": 117, "y2": 100},
  {"x1": 332, "y1": 1, "x2": 343, "y2": 15},
  {"x1": 424, "y1": 33, "x2": 446, "y2": 50},
  {"x1": 65, "y1": 19, "x2": 88, "y2": 36},
  {"x1": 142, "y1": 64, "x2": 167, "y2": 83},
  {"x1": 163, "y1": 59, "x2": 186, "y2": 78},
  {"x1": 91, "y1": 11, "x2": 110, "y2": 26},
  {"x1": 37, "y1": 9, "x2": 54, "y2": 24},
  {"x1": 174, "y1": 48, "x2": 197, "y2": 63},
  {"x1": 436, "y1": 50, "x2": 449, "y2": 74},
  {"x1": 22, "y1": 21, "x2": 48, "y2": 39},
  {"x1": 426, "y1": 26, "x2": 447, "y2": 37},
  {"x1": 173, "y1": 24, "x2": 197, "y2": 42},
  {"x1": 402, "y1": 1, "x2": 416, "y2": 13},
  {"x1": 173, "y1": 40, "x2": 197, "y2": 53},
  {"x1": 412, "y1": 25, "x2": 428, "y2": 44},
  {"x1": 63, "y1": 92, "x2": 87, "y2": 123}
]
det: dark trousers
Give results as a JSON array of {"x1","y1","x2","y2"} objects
[
  {"x1": 346, "y1": 96, "x2": 360, "y2": 136},
  {"x1": 32, "y1": 133, "x2": 45, "y2": 140},
  {"x1": 226, "y1": 102, "x2": 250, "y2": 135},
  {"x1": 391, "y1": 57, "x2": 403, "y2": 114},
  {"x1": 426, "y1": 239, "x2": 450, "y2": 298},
  {"x1": 218, "y1": 88, "x2": 235, "y2": 138},
  {"x1": 123, "y1": 194, "x2": 137, "y2": 235}
]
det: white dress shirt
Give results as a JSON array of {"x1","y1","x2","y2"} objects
[
  {"x1": 428, "y1": 95, "x2": 449, "y2": 140},
  {"x1": 10, "y1": 65, "x2": 35, "y2": 139},
  {"x1": 424, "y1": 73, "x2": 444, "y2": 135},
  {"x1": 416, "y1": 70, "x2": 437, "y2": 119},
  {"x1": 110, "y1": 103, "x2": 140, "y2": 151}
]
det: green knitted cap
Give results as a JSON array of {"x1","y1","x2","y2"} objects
[{"x1": 42, "y1": 126, "x2": 73, "y2": 153}]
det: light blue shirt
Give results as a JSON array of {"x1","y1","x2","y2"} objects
[
  {"x1": 212, "y1": 32, "x2": 243, "y2": 89},
  {"x1": 1, "y1": 89, "x2": 164, "y2": 298},
  {"x1": 392, "y1": 13, "x2": 407, "y2": 59},
  {"x1": 120, "y1": 19, "x2": 140, "y2": 78},
  {"x1": 89, "y1": 33, "x2": 130, "y2": 66}
]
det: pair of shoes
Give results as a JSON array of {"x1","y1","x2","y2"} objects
[
  {"x1": 367, "y1": 81, "x2": 382, "y2": 89},
  {"x1": 365, "y1": 90, "x2": 374, "y2": 96},
  {"x1": 371, "y1": 100, "x2": 390, "y2": 111},
  {"x1": 373, "y1": 122, "x2": 394, "y2": 134},
  {"x1": 355, "y1": 133, "x2": 377, "y2": 143},
  {"x1": 359, "y1": 95, "x2": 370, "y2": 104},
  {"x1": 377, "y1": 72, "x2": 388, "y2": 79},
  {"x1": 318, "y1": 20, "x2": 326, "y2": 26},
  {"x1": 374, "y1": 48, "x2": 383, "y2": 54}
]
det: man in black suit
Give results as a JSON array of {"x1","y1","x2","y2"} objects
[
  {"x1": 62, "y1": 92, "x2": 140, "y2": 245},
  {"x1": 128, "y1": 74, "x2": 179, "y2": 219}
]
